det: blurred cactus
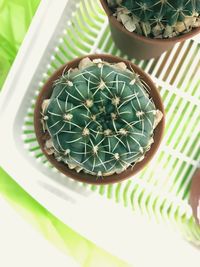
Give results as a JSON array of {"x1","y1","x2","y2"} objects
[{"x1": 107, "y1": 0, "x2": 200, "y2": 38}]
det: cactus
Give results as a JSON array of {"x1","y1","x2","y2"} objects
[
  {"x1": 41, "y1": 58, "x2": 162, "y2": 178},
  {"x1": 107, "y1": 0, "x2": 200, "y2": 38}
]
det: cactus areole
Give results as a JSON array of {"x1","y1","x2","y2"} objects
[{"x1": 34, "y1": 55, "x2": 164, "y2": 184}]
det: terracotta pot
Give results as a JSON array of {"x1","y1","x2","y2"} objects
[
  {"x1": 34, "y1": 54, "x2": 165, "y2": 184},
  {"x1": 189, "y1": 169, "x2": 200, "y2": 225},
  {"x1": 100, "y1": 0, "x2": 200, "y2": 60}
]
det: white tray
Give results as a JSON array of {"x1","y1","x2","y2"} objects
[{"x1": 0, "y1": 0, "x2": 200, "y2": 265}]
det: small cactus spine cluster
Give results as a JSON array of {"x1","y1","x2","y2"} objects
[
  {"x1": 107, "y1": 0, "x2": 200, "y2": 38},
  {"x1": 42, "y1": 57, "x2": 162, "y2": 178}
]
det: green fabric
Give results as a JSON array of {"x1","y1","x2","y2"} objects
[
  {"x1": 0, "y1": 1, "x2": 131, "y2": 266},
  {"x1": 0, "y1": 0, "x2": 40, "y2": 87}
]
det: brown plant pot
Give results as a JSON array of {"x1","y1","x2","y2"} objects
[
  {"x1": 34, "y1": 54, "x2": 165, "y2": 184},
  {"x1": 189, "y1": 169, "x2": 200, "y2": 226},
  {"x1": 100, "y1": 0, "x2": 200, "y2": 60}
]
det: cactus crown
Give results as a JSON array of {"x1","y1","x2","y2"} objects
[
  {"x1": 42, "y1": 58, "x2": 162, "y2": 178},
  {"x1": 107, "y1": 0, "x2": 200, "y2": 38}
]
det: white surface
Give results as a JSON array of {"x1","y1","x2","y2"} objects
[
  {"x1": 1, "y1": 196, "x2": 200, "y2": 267},
  {"x1": 0, "y1": 197, "x2": 79, "y2": 267}
]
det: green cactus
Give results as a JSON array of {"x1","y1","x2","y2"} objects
[
  {"x1": 107, "y1": 0, "x2": 200, "y2": 38},
  {"x1": 42, "y1": 58, "x2": 162, "y2": 178}
]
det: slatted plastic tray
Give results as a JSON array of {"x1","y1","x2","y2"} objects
[{"x1": 0, "y1": 0, "x2": 200, "y2": 264}]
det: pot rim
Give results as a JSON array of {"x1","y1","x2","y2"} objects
[
  {"x1": 100, "y1": 0, "x2": 200, "y2": 45},
  {"x1": 34, "y1": 54, "x2": 165, "y2": 185}
]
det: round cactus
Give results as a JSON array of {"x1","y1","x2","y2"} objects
[
  {"x1": 41, "y1": 58, "x2": 162, "y2": 178},
  {"x1": 107, "y1": 0, "x2": 200, "y2": 38}
]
